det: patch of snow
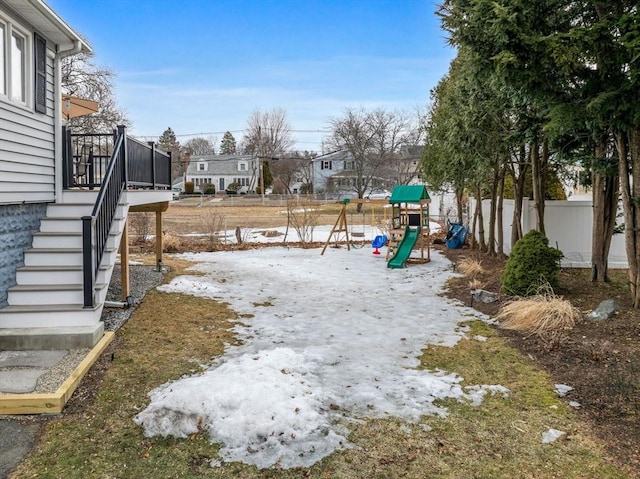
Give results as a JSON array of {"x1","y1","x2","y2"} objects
[
  {"x1": 542, "y1": 428, "x2": 565, "y2": 444},
  {"x1": 554, "y1": 384, "x2": 573, "y2": 397},
  {"x1": 135, "y1": 247, "x2": 505, "y2": 469}
]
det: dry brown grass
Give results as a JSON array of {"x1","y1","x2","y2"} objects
[
  {"x1": 468, "y1": 278, "x2": 484, "y2": 290},
  {"x1": 163, "y1": 233, "x2": 181, "y2": 252},
  {"x1": 495, "y1": 292, "x2": 583, "y2": 338},
  {"x1": 457, "y1": 258, "x2": 484, "y2": 277}
]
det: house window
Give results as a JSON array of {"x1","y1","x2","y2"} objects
[
  {"x1": 0, "y1": 23, "x2": 6, "y2": 95},
  {"x1": 0, "y1": 14, "x2": 32, "y2": 108},
  {"x1": 11, "y1": 31, "x2": 26, "y2": 103},
  {"x1": 238, "y1": 161, "x2": 247, "y2": 171},
  {"x1": 234, "y1": 177, "x2": 249, "y2": 187},
  {"x1": 198, "y1": 162, "x2": 206, "y2": 171},
  {"x1": 321, "y1": 161, "x2": 332, "y2": 170}
]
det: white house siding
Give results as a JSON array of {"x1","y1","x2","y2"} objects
[
  {"x1": 0, "y1": 19, "x2": 56, "y2": 307},
  {"x1": 186, "y1": 156, "x2": 256, "y2": 193},
  {"x1": 0, "y1": 42, "x2": 55, "y2": 205}
]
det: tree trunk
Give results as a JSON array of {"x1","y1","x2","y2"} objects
[
  {"x1": 470, "y1": 201, "x2": 478, "y2": 250},
  {"x1": 591, "y1": 135, "x2": 619, "y2": 282},
  {"x1": 487, "y1": 165, "x2": 500, "y2": 256},
  {"x1": 455, "y1": 186, "x2": 465, "y2": 224},
  {"x1": 510, "y1": 145, "x2": 528, "y2": 247},
  {"x1": 497, "y1": 165, "x2": 506, "y2": 257},
  {"x1": 530, "y1": 139, "x2": 547, "y2": 235},
  {"x1": 476, "y1": 184, "x2": 486, "y2": 252},
  {"x1": 617, "y1": 129, "x2": 640, "y2": 307}
]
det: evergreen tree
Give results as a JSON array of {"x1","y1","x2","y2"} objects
[
  {"x1": 157, "y1": 127, "x2": 183, "y2": 181},
  {"x1": 220, "y1": 131, "x2": 237, "y2": 155}
]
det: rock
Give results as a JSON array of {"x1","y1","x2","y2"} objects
[
  {"x1": 471, "y1": 289, "x2": 498, "y2": 304},
  {"x1": 587, "y1": 299, "x2": 619, "y2": 321}
]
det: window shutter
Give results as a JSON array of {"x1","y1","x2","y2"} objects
[{"x1": 34, "y1": 33, "x2": 47, "y2": 114}]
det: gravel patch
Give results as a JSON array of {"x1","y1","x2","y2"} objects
[{"x1": 102, "y1": 264, "x2": 165, "y2": 331}]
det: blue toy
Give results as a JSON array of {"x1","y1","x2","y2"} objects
[{"x1": 372, "y1": 235, "x2": 387, "y2": 255}]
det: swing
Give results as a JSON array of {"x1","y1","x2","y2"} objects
[{"x1": 349, "y1": 209, "x2": 366, "y2": 249}]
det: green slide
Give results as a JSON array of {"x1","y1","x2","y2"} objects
[{"x1": 387, "y1": 226, "x2": 420, "y2": 269}]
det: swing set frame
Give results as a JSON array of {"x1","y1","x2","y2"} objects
[{"x1": 320, "y1": 198, "x2": 389, "y2": 255}]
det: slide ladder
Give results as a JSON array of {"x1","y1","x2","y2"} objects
[{"x1": 387, "y1": 226, "x2": 420, "y2": 269}]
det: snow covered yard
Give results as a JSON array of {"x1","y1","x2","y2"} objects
[{"x1": 134, "y1": 247, "x2": 509, "y2": 469}]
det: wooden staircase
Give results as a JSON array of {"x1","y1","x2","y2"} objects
[{"x1": 0, "y1": 191, "x2": 127, "y2": 349}]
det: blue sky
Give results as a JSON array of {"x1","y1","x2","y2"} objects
[{"x1": 47, "y1": 0, "x2": 455, "y2": 151}]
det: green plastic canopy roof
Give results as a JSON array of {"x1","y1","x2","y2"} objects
[{"x1": 389, "y1": 185, "x2": 430, "y2": 203}]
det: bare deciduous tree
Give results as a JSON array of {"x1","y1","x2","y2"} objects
[
  {"x1": 326, "y1": 108, "x2": 417, "y2": 208},
  {"x1": 240, "y1": 108, "x2": 295, "y2": 192},
  {"x1": 183, "y1": 136, "x2": 217, "y2": 156},
  {"x1": 241, "y1": 108, "x2": 294, "y2": 157},
  {"x1": 285, "y1": 197, "x2": 320, "y2": 247},
  {"x1": 61, "y1": 51, "x2": 129, "y2": 132},
  {"x1": 270, "y1": 151, "x2": 316, "y2": 194}
]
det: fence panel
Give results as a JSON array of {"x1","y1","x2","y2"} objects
[{"x1": 470, "y1": 198, "x2": 628, "y2": 269}]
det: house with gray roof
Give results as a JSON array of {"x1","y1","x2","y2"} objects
[
  {"x1": 186, "y1": 155, "x2": 257, "y2": 193},
  {"x1": 311, "y1": 148, "x2": 422, "y2": 196}
]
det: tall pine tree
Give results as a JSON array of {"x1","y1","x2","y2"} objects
[
  {"x1": 157, "y1": 127, "x2": 183, "y2": 181},
  {"x1": 220, "y1": 131, "x2": 237, "y2": 155}
]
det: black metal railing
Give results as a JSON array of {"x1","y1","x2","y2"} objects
[{"x1": 63, "y1": 125, "x2": 172, "y2": 307}]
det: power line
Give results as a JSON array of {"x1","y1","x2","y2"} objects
[{"x1": 135, "y1": 128, "x2": 331, "y2": 139}]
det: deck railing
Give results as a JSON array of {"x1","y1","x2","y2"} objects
[{"x1": 62, "y1": 125, "x2": 171, "y2": 307}]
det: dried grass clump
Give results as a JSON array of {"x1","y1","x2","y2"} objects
[
  {"x1": 468, "y1": 278, "x2": 484, "y2": 290},
  {"x1": 163, "y1": 233, "x2": 181, "y2": 253},
  {"x1": 457, "y1": 258, "x2": 485, "y2": 277},
  {"x1": 495, "y1": 293, "x2": 582, "y2": 338}
]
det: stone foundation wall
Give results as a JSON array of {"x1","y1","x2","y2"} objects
[{"x1": 0, "y1": 204, "x2": 47, "y2": 308}]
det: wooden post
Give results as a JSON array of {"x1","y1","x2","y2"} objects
[
  {"x1": 119, "y1": 217, "x2": 130, "y2": 301},
  {"x1": 321, "y1": 204, "x2": 350, "y2": 255},
  {"x1": 156, "y1": 210, "x2": 163, "y2": 268}
]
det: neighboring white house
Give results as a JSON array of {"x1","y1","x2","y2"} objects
[
  {"x1": 185, "y1": 155, "x2": 257, "y2": 193},
  {"x1": 312, "y1": 148, "x2": 422, "y2": 195}
]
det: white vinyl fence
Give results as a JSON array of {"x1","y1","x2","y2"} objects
[{"x1": 468, "y1": 198, "x2": 628, "y2": 269}]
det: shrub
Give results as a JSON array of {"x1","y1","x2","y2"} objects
[
  {"x1": 129, "y1": 212, "x2": 153, "y2": 243},
  {"x1": 226, "y1": 182, "x2": 240, "y2": 194},
  {"x1": 184, "y1": 181, "x2": 194, "y2": 194},
  {"x1": 203, "y1": 183, "x2": 215, "y2": 195},
  {"x1": 501, "y1": 230, "x2": 563, "y2": 296}
]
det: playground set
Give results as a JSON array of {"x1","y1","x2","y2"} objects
[{"x1": 321, "y1": 185, "x2": 431, "y2": 268}]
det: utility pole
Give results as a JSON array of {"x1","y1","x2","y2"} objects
[{"x1": 260, "y1": 157, "x2": 265, "y2": 205}]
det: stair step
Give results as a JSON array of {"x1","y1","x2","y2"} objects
[
  {"x1": 23, "y1": 248, "x2": 83, "y2": 266},
  {"x1": 23, "y1": 246, "x2": 117, "y2": 267},
  {"x1": 32, "y1": 231, "x2": 119, "y2": 249},
  {"x1": 7, "y1": 282, "x2": 108, "y2": 306},
  {"x1": 0, "y1": 324, "x2": 105, "y2": 350},
  {"x1": 0, "y1": 304, "x2": 103, "y2": 328},
  {"x1": 16, "y1": 265, "x2": 110, "y2": 285},
  {"x1": 46, "y1": 203, "x2": 94, "y2": 218},
  {"x1": 39, "y1": 215, "x2": 125, "y2": 233}
]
